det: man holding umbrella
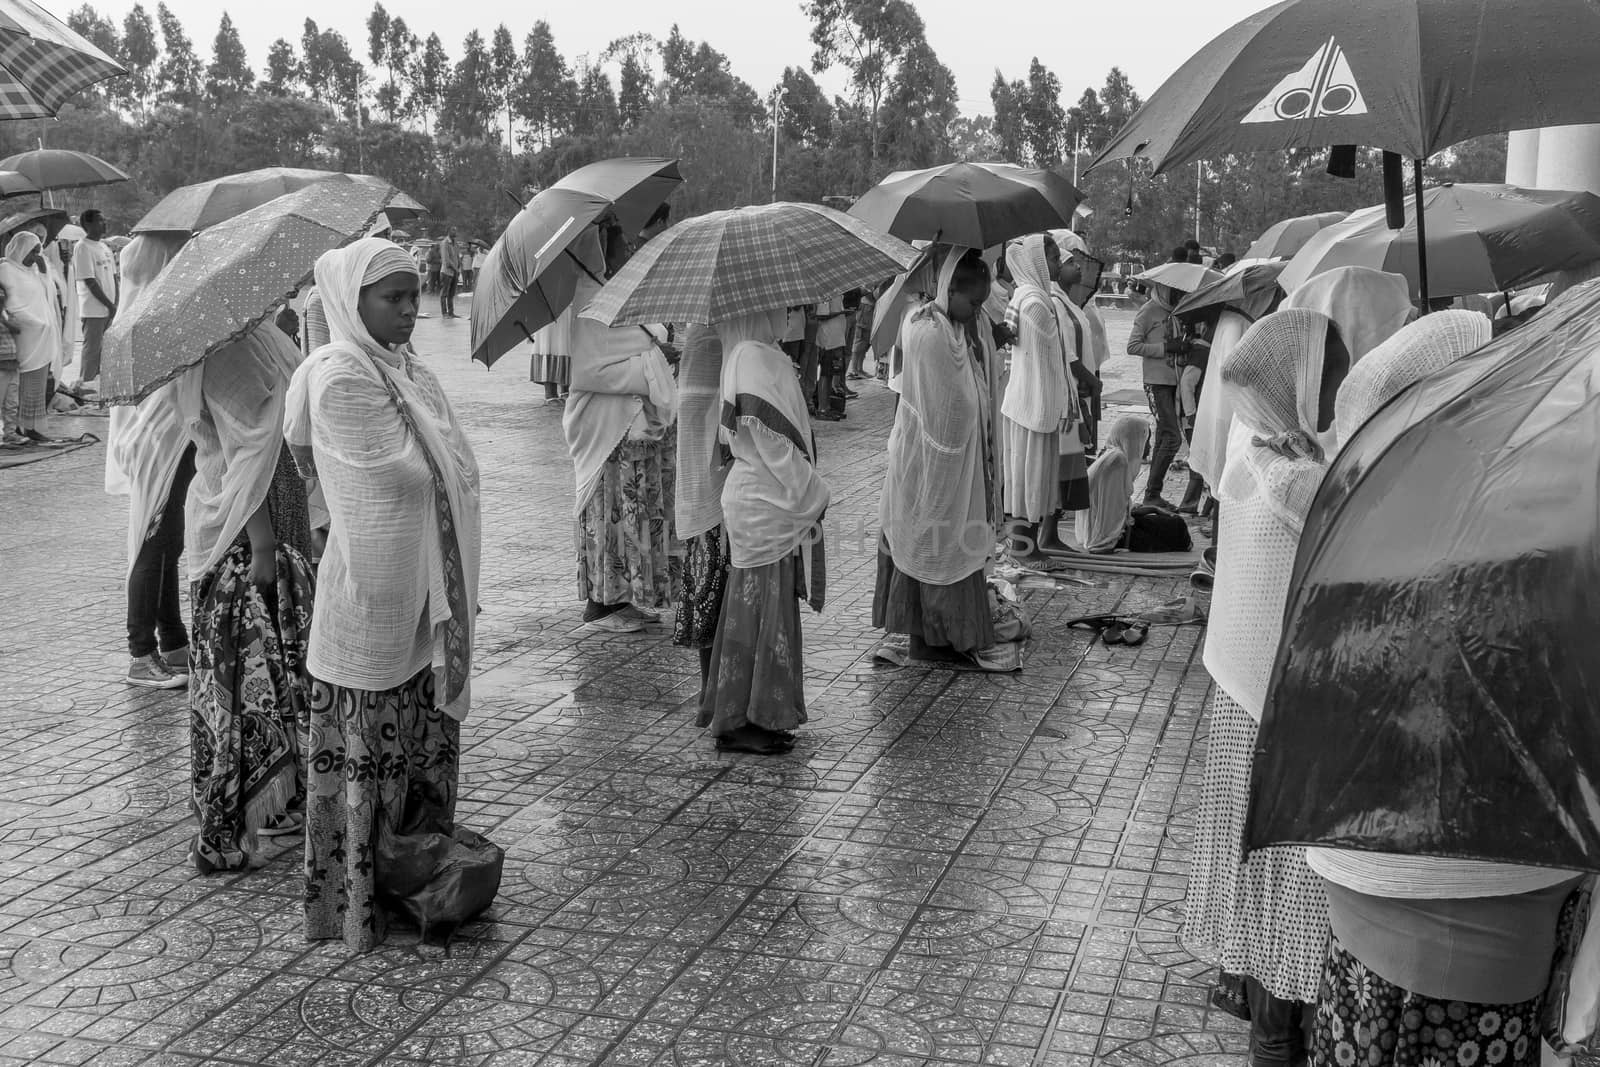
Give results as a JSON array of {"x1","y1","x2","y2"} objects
[{"x1": 72, "y1": 209, "x2": 117, "y2": 388}]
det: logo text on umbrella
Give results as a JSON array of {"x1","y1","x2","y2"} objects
[{"x1": 1243, "y1": 37, "x2": 1368, "y2": 124}]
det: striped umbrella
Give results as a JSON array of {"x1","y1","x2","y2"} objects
[
  {"x1": 0, "y1": 0, "x2": 125, "y2": 120},
  {"x1": 1243, "y1": 211, "x2": 1348, "y2": 260},
  {"x1": 849, "y1": 162, "x2": 1084, "y2": 249},
  {"x1": 101, "y1": 181, "x2": 399, "y2": 404},
  {"x1": 582, "y1": 202, "x2": 918, "y2": 327}
]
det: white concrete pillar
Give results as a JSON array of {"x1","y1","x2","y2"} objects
[
  {"x1": 1534, "y1": 124, "x2": 1600, "y2": 195},
  {"x1": 1504, "y1": 129, "x2": 1541, "y2": 187}
]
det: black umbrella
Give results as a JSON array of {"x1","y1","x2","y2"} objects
[
  {"x1": 1245, "y1": 278, "x2": 1600, "y2": 872},
  {"x1": 849, "y1": 162, "x2": 1083, "y2": 249},
  {"x1": 1090, "y1": 0, "x2": 1600, "y2": 307}
]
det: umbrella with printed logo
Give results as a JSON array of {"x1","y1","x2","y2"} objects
[{"x1": 1089, "y1": 0, "x2": 1600, "y2": 306}]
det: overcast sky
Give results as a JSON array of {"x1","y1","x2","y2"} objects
[{"x1": 129, "y1": 0, "x2": 1274, "y2": 115}]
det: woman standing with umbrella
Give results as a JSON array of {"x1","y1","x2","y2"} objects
[
  {"x1": 1184, "y1": 307, "x2": 1352, "y2": 1065},
  {"x1": 179, "y1": 309, "x2": 315, "y2": 873},
  {"x1": 701, "y1": 307, "x2": 830, "y2": 753},
  {"x1": 875, "y1": 248, "x2": 1008, "y2": 669},
  {"x1": 563, "y1": 221, "x2": 680, "y2": 634},
  {"x1": 0, "y1": 233, "x2": 60, "y2": 442},
  {"x1": 285, "y1": 238, "x2": 481, "y2": 949}
]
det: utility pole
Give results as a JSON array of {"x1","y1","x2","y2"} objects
[
  {"x1": 770, "y1": 85, "x2": 782, "y2": 203},
  {"x1": 1072, "y1": 127, "x2": 1084, "y2": 186},
  {"x1": 1194, "y1": 161, "x2": 1203, "y2": 245}
]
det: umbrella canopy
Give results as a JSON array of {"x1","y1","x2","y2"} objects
[
  {"x1": 582, "y1": 201, "x2": 918, "y2": 328},
  {"x1": 550, "y1": 156, "x2": 682, "y2": 235},
  {"x1": 1135, "y1": 262, "x2": 1222, "y2": 292},
  {"x1": 1245, "y1": 277, "x2": 1600, "y2": 871},
  {"x1": 0, "y1": 148, "x2": 128, "y2": 190},
  {"x1": 0, "y1": 205, "x2": 67, "y2": 242},
  {"x1": 1243, "y1": 210, "x2": 1347, "y2": 260},
  {"x1": 1173, "y1": 260, "x2": 1288, "y2": 321},
  {"x1": 867, "y1": 247, "x2": 938, "y2": 363},
  {"x1": 1091, "y1": 0, "x2": 1600, "y2": 175},
  {"x1": 101, "y1": 181, "x2": 399, "y2": 404},
  {"x1": 469, "y1": 185, "x2": 616, "y2": 368},
  {"x1": 1280, "y1": 184, "x2": 1600, "y2": 301},
  {"x1": 848, "y1": 161, "x2": 1084, "y2": 249},
  {"x1": 0, "y1": 0, "x2": 126, "y2": 120},
  {"x1": 133, "y1": 167, "x2": 427, "y2": 234},
  {"x1": 0, "y1": 168, "x2": 36, "y2": 198}
]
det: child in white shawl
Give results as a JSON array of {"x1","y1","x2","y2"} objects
[
  {"x1": 700, "y1": 307, "x2": 829, "y2": 755},
  {"x1": 1183, "y1": 307, "x2": 1352, "y2": 1064},
  {"x1": 284, "y1": 237, "x2": 482, "y2": 949}
]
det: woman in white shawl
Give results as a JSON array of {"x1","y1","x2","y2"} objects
[
  {"x1": 563, "y1": 224, "x2": 680, "y2": 634},
  {"x1": 1183, "y1": 307, "x2": 1352, "y2": 1064},
  {"x1": 1295, "y1": 311, "x2": 1574, "y2": 1067},
  {"x1": 0, "y1": 233, "x2": 61, "y2": 442},
  {"x1": 1081, "y1": 416, "x2": 1151, "y2": 553},
  {"x1": 1002, "y1": 234, "x2": 1085, "y2": 557},
  {"x1": 104, "y1": 234, "x2": 196, "y2": 689},
  {"x1": 179, "y1": 296, "x2": 315, "y2": 875},
  {"x1": 284, "y1": 238, "x2": 481, "y2": 949},
  {"x1": 700, "y1": 307, "x2": 829, "y2": 755},
  {"x1": 673, "y1": 322, "x2": 730, "y2": 714},
  {"x1": 874, "y1": 249, "x2": 1006, "y2": 667}
]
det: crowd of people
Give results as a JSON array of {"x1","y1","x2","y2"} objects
[
  {"x1": 80, "y1": 168, "x2": 1599, "y2": 1067},
  {"x1": 0, "y1": 208, "x2": 116, "y2": 447}
]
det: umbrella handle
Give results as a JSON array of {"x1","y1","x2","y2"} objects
[
  {"x1": 562, "y1": 246, "x2": 664, "y2": 346},
  {"x1": 515, "y1": 319, "x2": 537, "y2": 345}
]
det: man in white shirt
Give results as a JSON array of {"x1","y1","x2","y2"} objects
[{"x1": 72, "y1": 209, "x2": 117, "y2": 385}]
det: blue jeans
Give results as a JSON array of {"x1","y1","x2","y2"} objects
[{"x1": 1144, "y1": 383, "x2": 1181, "y2": 501}]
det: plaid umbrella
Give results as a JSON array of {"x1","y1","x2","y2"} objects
[
  {"x1": 469, "y1": 185, "x2": 616, "y2": 367},
  {"x1": 0, "y1": 148, "x2": 128, "y2": 190},
  {"x1": 550, "y1": 156, "x2": 682, "y2": 235},
  {"x1": 133, "y1": 167, "x2": 427, "y2": 234},
  {"x1": 849, "y1": 162, "x2": 1084, "y2": 249},
  {"x1": 101, "y1": 181, "x2": 399, "y2": 404},
  {"x1": 0, "y1": 0, "x2": 125, "y2": 120},
  {"x1": 582, "y1": 202, "x2": 918, "y2": 327}
]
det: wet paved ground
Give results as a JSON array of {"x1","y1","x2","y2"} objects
[{"x1": 0, "y1": 300, "x2": 1245, "y2": 1065}]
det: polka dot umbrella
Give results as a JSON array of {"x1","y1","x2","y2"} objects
[{"x1": 100, "y1": 180, "x2": 401, "y2": 405}]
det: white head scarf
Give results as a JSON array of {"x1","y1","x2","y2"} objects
[
  {"x1": 1009, "y1": 233, "x2": 1053, "y2": 294},
  {"x1": 1284, "y1": 266, "x2": 1414, "y2": 364},
  {"x1": 1220, "y1": 307, "x2": 1337, "y2": 535},
  {"x1": 1001, "y1": 234, "x2": 1074, "y2": 441},
  {"x1": 313, "y1": 237, "x2": 418, "y2": 361},
  {"x1": 1334, "y1": 310, "x2": 1491, "y2": 446}
]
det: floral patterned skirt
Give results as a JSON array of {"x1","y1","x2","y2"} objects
[
  {"x1": 1310, "y1": 936, "x2": 1542, "y2": 1067},
  {"x1": 304, "y1": 669, "x2": 460, "y2": 950},
  {"x1": 700, "y1": 557, "x2": 807, "y2": 736},
  {"x1": 188, "y1": 540, "x2": 315, "y2": 873},
  {"x1": 674, "y1": 527, "x2": 729, "y2": 649},
  {"x1": 576, "y1": 430, "x2": 681, "y2": 610}
]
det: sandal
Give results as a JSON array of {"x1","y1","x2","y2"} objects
[
  {"x1": 1066, "y1": 613, "x2": 1122, "y2": 633},
  {"x1": 1109, "y1": 621, "x2": 1149, "y2": 646}
]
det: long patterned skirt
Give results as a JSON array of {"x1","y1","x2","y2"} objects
[
  {"x1": 188, "y1": 453, "x2": 315, "y2": 873},
  {"x1": 1310, "y1": 937, "x2": 1543, "y2": 1067},
  {"x1": 700, "y1": 557, "x2": 807, "y2": 736},
  {"x1": 304, "y1": 668, "x2": 460, "y2": 950},
  {"x1": 674, "y1": 527, "x2": 730, "y2": 649},
  {"x1": 576, "y1": 429, "x2": 681, "y2": 610},
  {"x1": 872, "y1": 540, "x2": 995, "y2": 653},
  {"x1": 1183, "y1": 691, "x2": 1330, "y2": 1002},
  {"x1": 188, "y1": 540, "x2": 315, "y2": 873},
  {"x1": 531, "y1": 352, "x2": 570, "y2": 389}
]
